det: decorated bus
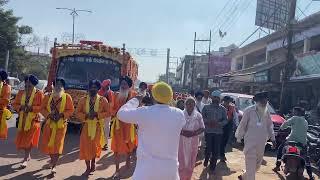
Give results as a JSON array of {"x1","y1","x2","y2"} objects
[{"x1": 47, "y1": 40, "x2": 138, "y2": 125}]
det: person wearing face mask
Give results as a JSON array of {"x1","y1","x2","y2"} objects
[
  {"x1": 235, "y1": 92, "x2": 276, "y2": 180},
  {"x1": 76, "y1": 80, "x2": 110, "y2": 176},
  {"x1": 40, "y1": 78, "x2": 74, "y2": 175},
  {"x1": 201, "y1": 90, "x2": 228, "y2": 172},
  {"x1": 111, "y1": 76, "x2": 138, "y2": 179},
  {"x1": 13, "y1": 74, "x2": 44, "y2": 168}
]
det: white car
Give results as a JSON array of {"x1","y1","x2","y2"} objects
[
  {"x1": 11, "y1": 80, "x2": 48, "y2": 98},
  {"x1": 7, "y1": 77, "x2": 20, "y2": 88}
]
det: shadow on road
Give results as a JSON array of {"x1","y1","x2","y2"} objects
[
  {"x1": 0, "y1": 127, "x2": 46, "y2": 160},
  {"x1": 7, "y1": 169, "x2": 43, "y2": 180},
  {"x1": 273, "y1": 169, "x2": 286, "y2": 180},
  {"x1": 95, "y1": 152, "x2": 113, "y2": 171},
  {"x1": 65, "y1": 175, "x2": 91, "y2": 180},
  {"x1": 0, "y1": 162, "x2": 21, "y2": 177},
  {"x1": 199, "y1": 161, "x2": 237, "y2": 180}
]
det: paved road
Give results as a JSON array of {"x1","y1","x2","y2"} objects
[{"x1": 0, "y1": 115, "x2": 318, "y2": 179}]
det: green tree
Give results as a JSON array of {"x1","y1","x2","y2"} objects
[{"x1": 0, "y1": 0, "x2": 40, "y2": 79}]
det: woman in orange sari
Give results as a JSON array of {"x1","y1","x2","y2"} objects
[
  {"x1": 0, "y1": 70, "x2": 12, "y2": 140},
  {"x1": 40, "y1": 78, "x2": 74, "y2": 175},
  {"x1": 13, "y1": 74, "x2": 44, "y2": 168},
  {"x1": 76, "y1": 80, "x2": 110, "y2": 176}
]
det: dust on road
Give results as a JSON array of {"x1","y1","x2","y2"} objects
[{"x1": 0, "y1": 116, "x2": 318, "y2": 180}]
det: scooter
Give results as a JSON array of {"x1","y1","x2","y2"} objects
[{"x1": 281, "y1": 141, "x2": 306, "y2": 180}]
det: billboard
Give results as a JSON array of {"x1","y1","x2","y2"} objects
[
  {"x1": 208, "y1": 56, "x2": 231, "y2": 76},
  {"x1": 255, "y1": 0, "x2": 290, "y2": 30}
]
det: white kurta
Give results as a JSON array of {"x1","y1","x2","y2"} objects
[
  {"x1": 178, "y1": 110, "x2": 205, "y2": 180},
  {"x1": 235, "y1": 105, "x2": 275, "y2": 180},
  {"x1": 117, "y1": 98, "x2": 186, "y2": 180}
]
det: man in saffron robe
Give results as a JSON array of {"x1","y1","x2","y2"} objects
[
  {"x1": 98, "y1": 79, "x2": 114, "y2": 151},
  {"x1": 13, "y1": 74, "x2": 44, "y2": 168},
  {"x1": 0, "y1": 70, "x2": 12, "y2": 140},
  {"x1": 76, "y1": 80, "x2": 110, "y2": 176},
  {"x1": 40, "y1": 78, "x2": 74, "y2": 175},
  {"x1": 111, "y1": 76, "x2": 137, "y2": 178}
]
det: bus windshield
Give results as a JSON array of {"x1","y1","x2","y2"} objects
[{"x1": 57, "y1": 55, "x2": 121, "y2": 90}]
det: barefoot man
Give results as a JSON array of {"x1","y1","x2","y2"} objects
[
  {"x1": 76, "y1": 80, "x2": 110, "y2": 176},
  {"x1": 98, "y1": 79, "x2": 114, "y2": 151},
  {"x1": 13, "y1": 74, "x2": 44, "y2": 168},
  {"x1": 40, "y1": 78, "x2": 74, "y2": 175},
  {"x1": 111, "y1": 76, "x2": 137, "y2": 178}
]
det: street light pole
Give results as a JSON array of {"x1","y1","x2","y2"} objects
[
  {"x1": 72, "y1": 10, "x2": 75, "y2": 44},
  {"x1": 56, "y1": 8, "x2": 92, "y2": 44}
]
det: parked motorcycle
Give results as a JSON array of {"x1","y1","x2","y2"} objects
[
  {"x1": 307, "y1": 125, "x2": 320, "y2": 172},
  {"x1": 281, "y1": 141, "x2": 306, "y2": 180}
]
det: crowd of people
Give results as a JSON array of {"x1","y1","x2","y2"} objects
[{"x1": 0, "y1": 68, "x2": 315, "y2": 180}]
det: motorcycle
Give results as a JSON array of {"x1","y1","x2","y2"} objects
[{"x1": 281, "y1": 141, "x2": 306, "y2": 180}]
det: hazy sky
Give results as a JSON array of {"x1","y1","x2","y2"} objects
[{"x1": 6, "y1": 0, "x2": 320, "y2": 82}]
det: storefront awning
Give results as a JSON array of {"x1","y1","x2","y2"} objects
[{"x1": 217, "y1": 60, "x2": 285, "y2": 78}]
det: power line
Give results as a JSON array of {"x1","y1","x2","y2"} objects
[
  {"x1": 297, "y1": 0, "x2": 313, "y2": 20},
  {"x1": 211, "y1": 0, "x2": 242, "y2": 36},
  {"x1": 212, "y1": 0, "x2": 253, "y2": 48},
  {"x1": 197, "y1": 0, "x2": 236, "y2": 39}
]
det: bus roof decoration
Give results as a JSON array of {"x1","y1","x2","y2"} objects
[
  {"x1": 80, "y1": 40, "x2": 103, "y2": 45},
  {"x1": 48, "y1": 40, "x2": 138, "y2": 94},
  {"x1": 50, "y1": 41, "x2": 136, "y2": 65}
]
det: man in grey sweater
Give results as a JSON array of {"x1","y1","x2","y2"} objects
[{"x1": 202, "y1": 90, "x2": 228, "y2": 171}]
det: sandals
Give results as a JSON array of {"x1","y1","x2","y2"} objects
[
  {"x1": 20, "y1": 161, "x2": 28, "y2": 169},
  {"x1": 90, "y1": 165, "x2": 96, "y2": 173},
  {"x1": 51, "y1": 168, "x2": 57, "y2": 175},
  {"x1": 82, "y1": 169, "x2": 91, "y2": 177},
  {"x1": 112, "y1": 172, "x2": 120, "y2": 180}
]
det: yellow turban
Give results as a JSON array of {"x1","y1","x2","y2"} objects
[{"x1": 152, "y1": 82, "x2": 173, "y2": 104}]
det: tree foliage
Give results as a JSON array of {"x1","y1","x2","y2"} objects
[{"x1": 0, "y1": 0, "x2": 49, "y2": 80}]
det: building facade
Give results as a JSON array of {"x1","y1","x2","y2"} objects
[{"x1": 220, "y1": 12, "x2": 320, "y2": 111}]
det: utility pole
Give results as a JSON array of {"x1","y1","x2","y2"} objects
[
  {"x1": 279, "y1": 0, "x2": 297, "y2": 113},
  {"x1": 207, "y1": 30, "x2": 212, "y2": 89},
  {"x1": 121, "y1": 43, "x2": 127, "y2": 76},
  {"x1": 191, "y1": 31, "x2": 212, "y2": 90},
  {"x1": 166, "y1": 48, "x2": 170, "y2": 83},
  {"x1": 4, "y1": 50, "x2": 9, "y2": 72},
  {"x1": 56, "y1": 8, "x2": 92, "y2": 44},
  {"x1": 191, "y1": 32, "x2": 197, "y2": 90},
  {"x1": 167, "y1": 56, "x2": 180, "y2": 86}
]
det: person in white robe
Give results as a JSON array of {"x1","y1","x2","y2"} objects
[
  {"x1": 178, "y1": 97, "x2": 205, "y2": 180},
  {"x1": 117, "y1": 82, "x2": 186, "y2": 180},
  {"x1": 235, "y1": 92, "x2": 276, "y2": 180}
]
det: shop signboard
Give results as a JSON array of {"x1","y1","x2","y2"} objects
[
  {"x1": 208, "y1": 56, "x2": 231, "y2": 76},
  {"x1": 254, "y1": 71, "x2": 269, "y2": 82},
  {"x1": 291, "y1": 52, "x2": 320, "y2": 81}
]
